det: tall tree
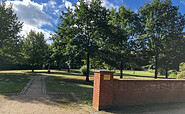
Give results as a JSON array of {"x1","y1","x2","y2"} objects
[
  {"x1": 139, "y1": 0, "x2": 185, "y2": 78},
  {"x1": 55, "y1": 0, "x2": 110, "y2": 81},
  {"x1": 0, "y1": 1, "x2": 23, "y2": 69},
  {"x1": 23, "y1": 30, "x2": 48, "y2": 72},
  {"x1": 108, "y1": 6, "x2": 141, "y2": 78}
]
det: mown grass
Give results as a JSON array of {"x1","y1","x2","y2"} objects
[
  {"x1": 0, "y1": 73, "x2": 36, "y2": 93},
  {"x1": 46, "y1": 75, "x2": 93, "y2": 105},
  {"x1": 114, "y1": 70, "x2": 166, "y2": 79}
]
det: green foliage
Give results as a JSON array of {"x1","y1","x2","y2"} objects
[
  {"x1": 0, "y1": 1, "x2": 23, "y2": 69},
  {"x1": 177, "y1": 71, "x2": 185, "y2": 79},
  {"x1": 179, "y1": 62, "x2": 185, "y2": 72},
  {"x1": 139, "y1": 0, "x2": 185, "y2": 78},
  {"x1": 168, "y1": 70, "x2": 177, "y2": 78},
  {"x1": 54, "y1": 0, "x2": 110, "y2": 81},
  {"x1": 148, "y1": 69, "x2": 155, "y2": 73},
  {"x1": 23, "y1": 30, "x2": 48, "y2": 70},
  {"x1": 105, "y1": 5, "x2": 141, "y2": 78},
  {"x1": 80, "y1": 65, "x2": 88, "y2": 76}
]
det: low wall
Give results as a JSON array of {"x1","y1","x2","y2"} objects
[
  {"x1": 92, "y1": 71, "x2": 185, "y2": 110},
  {"x1": 113, "y1": 79, "x2": 185, "y2": 107}
]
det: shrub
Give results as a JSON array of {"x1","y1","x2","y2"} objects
[
  {"x1": 179, "y1": 62, "x2": 185, "y2": 72},
  {"x1": 80, "y1": 65, "x2": 88, "y2": 76},
  {"x1": 177, "y1": 71, "x2": 185, "y2": 79},
  {"x1": 148, "y1": 69, "x2": 155, "y2": 73},
  {"x1": 168, "y1": 70, "x2": 177, "y2": 78}
]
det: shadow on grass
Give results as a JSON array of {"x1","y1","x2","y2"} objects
[
  {"x1": 0, "y1": 73, "x2": 36, "y2": 93},
  {"x1": 46, "y1": 76, "x2": 93, "y2": 105},
  {"x1": 26, "y1": 70, "x2": 94, "y2": 77}
]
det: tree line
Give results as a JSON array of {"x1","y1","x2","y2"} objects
[{"x1": 1, "y1": 0, "x2": 185, "y2": 81}]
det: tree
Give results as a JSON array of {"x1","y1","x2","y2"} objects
[
  {"x1": 107, "y1": 6, "x2": 141, "y2": 78},
  {"x1": 23, "y1": 30, "x2": 48, "y2": 72},
  {"x1": 55, "y1": 0, "x2": 110, "y2": 81},
  {"x1": 43, "y1": 44, "x2": 53, "y2": 72},
  {"x1": 139, "y1": 0, "x2": 185, "y2": 78},
  {"x1": 0, "y1": 1, "x2": 23, "y2": 69}
]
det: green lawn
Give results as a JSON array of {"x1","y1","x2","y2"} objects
[
  {"x1": 0, "y1": 73, "x2": 36, "y2": 93},
  {"x1": 46, "y1": 75, "x2": 93, "y2": 105},
  {"x1": 114, "y1": 70, "x2": 166, "y2": 79}
]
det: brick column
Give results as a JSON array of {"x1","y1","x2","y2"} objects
[{"x1": 93, "y1": 70, "x2": 114, "y2": 111}]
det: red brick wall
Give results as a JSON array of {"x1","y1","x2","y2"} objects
[
  {"x1": 113, "y1": 79, "x2": 185, "y2": 107},
  {"x1": 93, "y1": 72, "x2": 101, "y2": 110},
  {"x1": 93, "y1": 71, "x2": 114, "y2": 110},
  {"x1": 93, "y1": 72, "x2": 185, "y2": 110}
]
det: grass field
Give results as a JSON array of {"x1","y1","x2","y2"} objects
[
  {"x1": 0, "y1": 73, "x2": 36, "y2": 93},
  {"x1": 45, "y1": 72, "x2": 93, "y2": 105},
  {"x1": 114, "y1": 70, "x2": 166, "y2": 79}
]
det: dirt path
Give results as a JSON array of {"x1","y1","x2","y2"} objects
[{"x1": 0, "y1": 75, "x2": 90, "y2": 114}]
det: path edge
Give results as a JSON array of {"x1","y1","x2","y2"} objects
[
  {"x1": 41, "y1": 76, "x2": 47, "y2": 94},
  {"x1": 20, "y1": 77, "x2": 35, "y2": 94}
]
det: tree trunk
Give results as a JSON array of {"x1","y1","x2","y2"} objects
[
  {"x1": 67, "y1": 68, "x2": 70, "y2": 72},
  {"x1": 120, "y1": 61, "x2": 123, "y2": 78},
  {"x1": 86, "y1": 52, "x2": 90, "y2": 82},
  {"x1": 155, "y1": 53, "x2": 158, "y2": 79},
  {"x1": 32, "y1": 51, "x2": 34, "y2": 72},
  {"x1": 165, "y1": 69, "x2": 168, "y2": 78},
  {"x1": 32, "y1": 64, "x2": 34, "y2": 72},
  {"x1": 48, "y1": 65, "x2": 50, "y2": 73}
]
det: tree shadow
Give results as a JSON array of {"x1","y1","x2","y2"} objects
[{"x1": 26, "y1": 70, "x2": 94, "y2": 77}]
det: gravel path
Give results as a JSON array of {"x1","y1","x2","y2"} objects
[{"x1": 0, "y1": 75, "x2": 90, "y2": 114}]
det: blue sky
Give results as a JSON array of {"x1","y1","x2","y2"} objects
[{"x1": 5, "y1": 0, "x2": 185, "y2": 43}]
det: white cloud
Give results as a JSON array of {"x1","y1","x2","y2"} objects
[
  {"x1": 5, "y1": 0, "x2": 55, "y2": 43},
  {"x1": 62, "y1": 0, "x2": 75, "y2": 10},
  {"x1": 101, "y1": 0, "x2": 119, "y2": 9},
  {"x1": 4, "y1": 0, "x2": 119, "y2": 44}
]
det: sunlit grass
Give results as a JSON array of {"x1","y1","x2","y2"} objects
[{"x1": 113, "y1": 70, "x2": 165, "y2": 79}]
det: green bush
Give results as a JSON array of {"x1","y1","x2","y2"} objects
[
  {"x1": 179, "y1": 62, "x2": 185, "y2": 72},
  {"x1": 177, "y1": 71, "x2": 185, "y2": 79},
  {"x1": 148, "y1": 69, "x2": 155, "y2": 73},
  {"x1": 168, "y1": 70, "x2": 177, "y2": 78},
  {"x1": 80, "y1": 65, "x2": 88, "y2": 76}
]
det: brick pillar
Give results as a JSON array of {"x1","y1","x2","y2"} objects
[{"x1": 93, "y1": 70, "x2": 114, "y2": 111}]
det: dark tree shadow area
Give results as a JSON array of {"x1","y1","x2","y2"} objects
[{"x1": 26, "y1": 70, "x2": 94, "y2": 77}]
